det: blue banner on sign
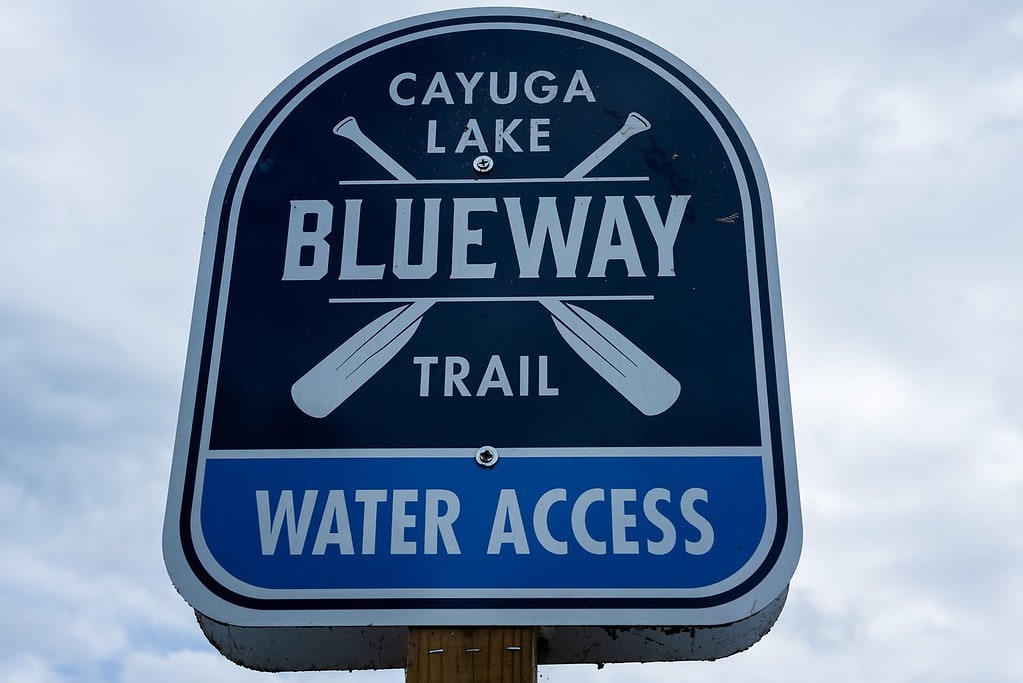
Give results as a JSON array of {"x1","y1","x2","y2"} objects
[{"x1": 200, "y1": 455, "x2": 766, "y2": 591}]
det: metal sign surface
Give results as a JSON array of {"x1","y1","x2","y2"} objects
[{"x1": 164, "y1": 8, "x2": 801, "y2": 631}]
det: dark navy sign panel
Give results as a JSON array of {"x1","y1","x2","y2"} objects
[
  {"x1": 212, "y1": 38, "x2": 757, "y2": 450},
  {"x1": 164, "y1": 8, "x2": 801, "y2": 629}
]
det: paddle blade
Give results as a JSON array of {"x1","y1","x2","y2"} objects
[
  {"x1": 292, "y1": 301, "x2": 431, "y2": 418},
  {"x1": 544, "y1": 299, "x2": 680, "y2": 416}
]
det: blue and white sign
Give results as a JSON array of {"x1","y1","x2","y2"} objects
[{"x1": 164, "y1": 8, "x2": 801, "y2": 630}]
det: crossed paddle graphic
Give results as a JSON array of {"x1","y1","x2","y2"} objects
[{"x1": 290, "y1": 113, "x2": 681, "y2": 418}]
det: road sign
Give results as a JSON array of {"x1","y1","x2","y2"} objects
[{"x1": 164, "y1": 7, "x2": 801, "y2": 669}]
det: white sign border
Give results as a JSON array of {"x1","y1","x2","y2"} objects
[{"x1": 164, "y1": 7, "x2": 802, "y2": 629}]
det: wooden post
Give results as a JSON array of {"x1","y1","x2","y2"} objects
[{"x1": 406, "y1": 627, "x2": 537, "y2": 683}]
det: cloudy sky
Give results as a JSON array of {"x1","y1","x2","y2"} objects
[{"x1": 2, "y1": 0, "x2": 1021, "y2": 681}]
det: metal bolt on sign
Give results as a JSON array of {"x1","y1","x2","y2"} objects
[
  {"x1": 475, "y1": 446, "x2": 499, "y2": 467},
  {"x1": 472, "y1": 155, "x2": 494, "y2": 173}
]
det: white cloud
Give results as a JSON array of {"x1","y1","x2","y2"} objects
[
  {"x1": 118, "y1": 649, "x2": 408, "y2": 682},
  {"x1": 118, "y1": 650, "x2": 258, "y2": 683},
  {"x1": 1010, "y1": 9, "x2": 1023, "y2": 39},
  {"x1": 7, "y1": 655, "x2": 62, "y2": 683}
]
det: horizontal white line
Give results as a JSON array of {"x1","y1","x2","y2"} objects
[
  {"x1": 202, "y1": 447, "x2": 764, "y2": 459},
  {"x1": 327, "y1": 295, "x2": 654, "y2": 304},
  {"x1": 338, "y1": 176, "x2": 649, "y2": 186}
]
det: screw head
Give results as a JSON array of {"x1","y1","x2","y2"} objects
[
  {"x1": 472, "y1": 155, "x2": 494, "y2": 173},
  {"x1": 475, "y1": 445, "x2": 499, "y2": 467}
]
